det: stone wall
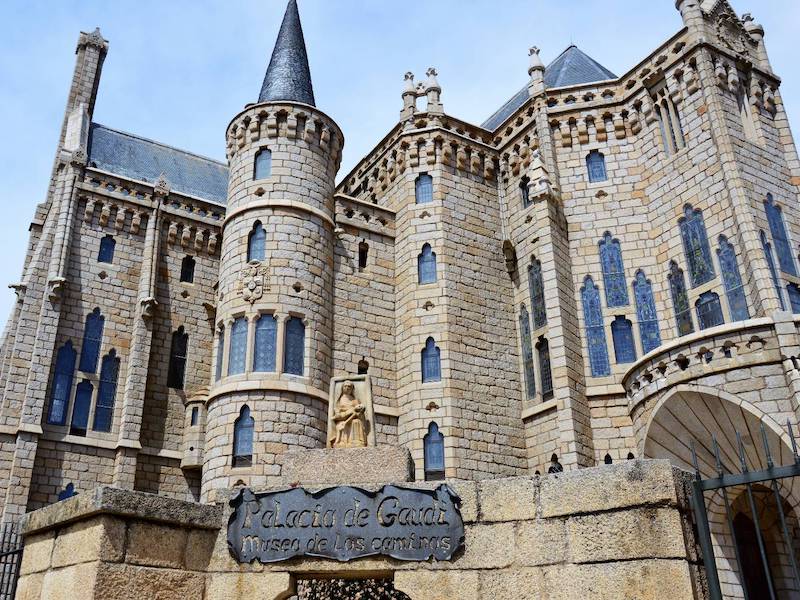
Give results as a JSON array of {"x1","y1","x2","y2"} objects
[{"x1": 16, "y1": 459, "x2": 705, "y2": 600}]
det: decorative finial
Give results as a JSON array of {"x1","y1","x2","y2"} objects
[
  {"x1": 528, "y1": 46, "x2": 545, "y2": 75},
  {"x1": 403, "y1": 72, "x2": 416, "y2": 94},
  {"x1": 154, "y1": 173, "x2": 171, "y2": 196},
  {"x1": 78, "y1": 27, "x2": 109, "y2": 52},
  {"x1": 425, "y1": 68, "x2": 441, "y2": 92}
]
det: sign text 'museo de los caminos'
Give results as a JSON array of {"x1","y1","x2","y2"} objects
[{"x1": 227, "y1": 484, "x2": 464, "y2": 563}]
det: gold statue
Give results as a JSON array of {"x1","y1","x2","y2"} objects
[{"x1": 330, "y1": 381, "x2": 368, "y2": 448}]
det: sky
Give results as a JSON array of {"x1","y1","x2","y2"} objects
[{"x1": 0, "y1": 0, "x2": 798, "y2": 321}]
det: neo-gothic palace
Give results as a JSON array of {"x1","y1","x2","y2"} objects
[{"x1": 2, "y1": 1, "x2": 800, "y2": 587}]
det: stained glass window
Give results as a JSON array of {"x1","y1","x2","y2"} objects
[
  {"x1": 284, "y1": 317, "x2": 305, "y2": 376},
  {"x1": 215, "y1": 328, "x2": 224, "y2": 382},
  {"x1": 98, "y1": 235, "x2": 115, "y2": 264},
  {"x1": 418, "y1": 244, "x2": 437, "y2": 284},
  {"x1": 167, "y1": 327, "x2": 188, "y2": 389},
  {"x1": 633, "y1": 270, "x2": 661, "y2": 354},
  {"x1": 581, "y1": 276, "x2": 610, "y2": 377},
  {"x1": 253, "y1": 314, "x2": 277, "y2": 372},
  {"x1": 761, "y1": 231, "x2": 785, "y2": 310},
  {"x1": 519, "y1": 306, "x2": 536, "y2": 399},
  {"x1": 599, "y1": 232, "x2": 628, "y2": 307},
  {"x1": 520, "y1": 176, "x2": 531, "y2": 208},
  {"x1": 423, "y1": 422, "x2": 444, "y2": 481},
  {"x1": 586, "y1": 151, "x2": 607, "y2": 183},
  {"x1": 528, "y1": 259, "x2": 547, "y2": 329},
  {"x1": 415, "y1": 174, "x2": 433, "y2": 204},
  {"x1": 679, "y1": 205, "x2": 715, "y2": 287},
  {"x1": 228, "y1": 317, "x2": 247, "y2": 376},
  {"x1": 48, "y1": 342, "x2": 76, "y2": 426},
  {"x1": 93, "y1": 350, "x2": 119, "y2": 432},
  {"x1": 421, "y1": 337, "x2": 441, "y2": 383},
  {"x1": 180, "y1": 256, "x2": 196, "y2": 283},
  {"x1": 254, "y1": 148, "x2": 272, "y2": 180},
  {"x1": 70, "y1": 380, "x2": 93, "y2": 437},
  {"x1": 765, "y1": 194, "x2": 797, "y2": 276},
  {"x1": 668, "y1": 261, "x2": 694, "y2": 336},
  {"x1": 79, "y1": 308, "x2": 104, "y2": 373},
  {"x1": 696, "y1": 291, "x2": 724, "y2": 330},
  {"x1": 247, "y1": 221, "x2": 266, "y2": 262},
  {"x1": 537, "y1": 337, "x2": 553, "y2": 400},
  {"x1": 611, "y1": 316, "x2": 637, "y2": 364},
  {"x1": 232, "y1": 405, "x2": 254, "y2": 468},
  {"x1": 788, "y1": 284, "x2": 800, "y2": 314},
  {"x1": 717, "y1": 236, "x2": 750, "y2": 322}
]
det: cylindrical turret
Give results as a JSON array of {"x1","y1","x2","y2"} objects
[{"x1": 202, "y1": 0, "x2": 343, "y2": 501}]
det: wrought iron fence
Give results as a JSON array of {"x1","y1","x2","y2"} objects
[
  {"x1": 0, "y1": 522, "x2": 22, "y2": 599},
  {"x1": 690, "y1": 420, "x2": 800, "y2": 600}
]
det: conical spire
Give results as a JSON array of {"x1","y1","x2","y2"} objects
[{"x1": 258, "y1": 0, "x2": 315, "y2": 106}]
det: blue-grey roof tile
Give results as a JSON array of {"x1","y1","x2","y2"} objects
[
  {"x1": 87, "y1": 123, "x2": 229, "y2": 205},
  {"x1": 482, "y1": 45, "x2": 617, "y2": 131}
]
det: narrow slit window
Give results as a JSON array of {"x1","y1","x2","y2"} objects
[
  {"x1": 78, "y1": 308, "x2": 104, "y2": 374},
  {"x1": 215, "y1": 328, "x2": 225, "y2": 382},
  {"x1": 180, "y1": 256, "x2": 196, "y2": 283},
  {"x1": 421, "y1": 337, "x2": 442, "y2": 383},
  {"x1": 717, "y1": 236, "x2": 750, "y2": 322},
  {"x1": 415, "y1": 174, "x2": 433, "y2": 204},
  {"x1": 761, "y1": 230, "x2": 785, "y2": 310},
  {"x1": 528, "y1": 259, "x2": 547, "y2": 328},
  {"x1": 633, "y1": 270, "x2": 661, "y2": 354},
  {"x1": 358, "y1": 242, "x2": 369, "y2": 270},
  {"x1": 70, "y1": 380, "x2": 93, "y2": 437},
  {"x1": 167, "y1": 327, "x2": 189, "y2": 389},
  {"x1": 581, "y1": 276, "x2": 610, "y2": 377},
  {"x1": 668, "y1": 261, "x2": 694, "y2": 336},
  {"x1": 537, "y1": 337, "x2": 553, "y2": 400},
  {"x1": 228, "y1": 317, "x2": 248, "y2": 376},
  {"x1": 423, "y1": 422, "x2": 445, "y2": 481},
  {"x1": 93, "y1": 349, "x2": 119, "y2": 433},
  {"x1": 98, "y1": 235, "x2": 116, "y2": 264},
  {"x1": 247, "y1": 221, "x2": 267, "y2": 262},
  {"x1": 253, "y1": 314, "x2": 277, "y2": 372},
  {"x1": 47, "y1": 342, "x2": 77, "y2": 426},
  {"x1": 232, "y1": 405, "x2": 254, "y2": 468},
  {"x1": 586, "y1": 151, "x2": 607, "y2": 183},
  {"x1": 519, "y1": 305, "x2": 536, "y2": 399},
  {"x1": 284, "y1": 317, "x2": 305, "y2": 376},
  {"x1": 520, "y1": 176, "x2": 531, "y2": 208},
  {"x1": 611, "y1": 316, "x2": 637, "y2": 364},
  {"x1": 254, "y1": 148, "x2": 272, "y2": 180},
  {"x1": 418, "y1": 244, "x2": 437, "y2": 284}
]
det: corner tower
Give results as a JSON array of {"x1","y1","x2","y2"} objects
[{"x1": 202, "y1": 0, "x2": 343, "y2": 500}]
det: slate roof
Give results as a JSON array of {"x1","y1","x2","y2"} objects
[
  {"x1": 87, "y1": 123, "x2": 229, "y2": 205},
  {"x1": 259, "y1": 0, "x2": 316, "y2": 106},
  {"x1": 482, "y1": 45, "x2": 617, "y2": 131}
]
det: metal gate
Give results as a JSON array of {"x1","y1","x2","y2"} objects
[
  {"x1": 690, "y1": 420, "x2": 800, "y2": 600},
  {"x1": 0, "y1": 522, "x2": 22, "y2": 600}
]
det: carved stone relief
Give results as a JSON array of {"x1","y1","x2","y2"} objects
[{"x1": 327, "y1": 375, "x2": 376, "y2": 448}]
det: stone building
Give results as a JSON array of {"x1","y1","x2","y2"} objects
[{"x1": 3, "y1": 0, "x2": 800, "y2": 597}]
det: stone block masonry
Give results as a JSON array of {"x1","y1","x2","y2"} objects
[{"x1": 15, "y1": 459, "x2": 704, "y2": 599}]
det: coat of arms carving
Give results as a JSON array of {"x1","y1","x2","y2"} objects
[{"x1": 238, "y1": 261, "x2": 270, "y2": 303}]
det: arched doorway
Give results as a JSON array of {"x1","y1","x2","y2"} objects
[{"x1": 642, "y1": 387, "x2": 800, "y2": 599}]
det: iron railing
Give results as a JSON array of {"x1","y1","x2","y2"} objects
[
  {"x1": 691, "y1": 420, "x2": 800, "y2": 600},
  {"x1": 0, "y1": 522, "x2": 21, "y2": 600}
]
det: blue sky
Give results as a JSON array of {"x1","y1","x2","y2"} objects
[{"x1": 0, "y1": 0, "x2": 798, "y2": 321}]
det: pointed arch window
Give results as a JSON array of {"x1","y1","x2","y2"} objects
[
  {"x1": 180, "y1": 255, "x2": 196, "y2": 283},
  {"x1": 421, "y1": 337, "x2": 441, "y2": 383},
  {"x1": 98, "y1": 235, "x2": 115, "y2": 264},
  {"x1": 696, "y1": 291, "x2": 724, "y2": 330},
  {"x1": 611, "y1": 316, "x2": 637, "y2": 364},
  {"x1": 415, "y1": 174, "x2": 433, "y2": 204},
  {"x1": 423, "y1": 422, "x2": 445, "y2": 481},
  {"x1": 518, "y1": 306, "x2": 536, "y2": 399},
  {"x1": 78, "y1": 308, "x2": 104, "y2": 373},
  {"x1": 581, "y1": 276, "x2": 610, "y2": 377},
  {"x1": 418, "y1": 244, "x2": 437, "y2": 284},
  {"x1": 668, "y1": 261, "x2": 694, "y2": 336},
  {"x1": 254, "y1": 148, "x2": 272, "y2": 180},
  {"x1": 520, "y1": 176, "x2": 531, "y2": 208},
  {"x1": 761, "y1": 230, "x2": 785, "y2": 310},
  {"x1": 633, "y1": 270, "x2": 661, "y2": 354},
  {"x1": 284, "y1": 317, "x2": 305, "y2": 376},
  {"x1": 228, "y1": 317, "x2": 248, "y2": 376},
  {"x1": 788, "y1": 284, "x2": 800, "y2": 314},
  {"x1": 247, "y1": 221, "x2": 266, "y2": 262},
  {"x1": 70, "y1": 380, "x2": 93, "y2": 437},
  {"x1": 232, "y1": 405, "x2": 254, "y2": 468},
  {"x1": 93, "y1": 350, "x2": 119, "y2": 432},
  {"x1": 765, "y1": 194, "x2": 797, "y2": 276},
  {"x1": 528, "y1": 259, "x2": 547, "y2": 328},
  {"x1": 586, "y1": 150, "x2": 607, "y2": 183},
  {"x1": 358, "y1": 242, "x2": 369, "y2": 270},
  {"x1": 599, "y1": 232, "x2": 628, "y2": 307},
  {"x1": 167, "y1": 327, "x2": 189, "y2": 389},
  {"x1": 537, "y1": 337, "x2": 553, "y2": 400},
  {"x1": 215, "y1": 328, "x2": 225, "y2": 382},
  {"x1": 47, "y1": 342, "x2": 77, "y2": 426},
  {"x1": 253, "y1": 314, "x2": 277, "y2": 372},
  {"x1": 679, "y1": 205, "x2": 715, "y2": 287},
  {"x1": 717, "y1": 236, "x2": 750, "y2": 322}
]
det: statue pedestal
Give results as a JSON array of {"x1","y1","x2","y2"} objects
[{"x1": 282, "y1": 446, "x2": 414, "y2": 486}]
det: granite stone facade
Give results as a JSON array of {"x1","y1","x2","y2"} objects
[{"x1": 2, "y1": 0, "x2": 800, "y2": 596}]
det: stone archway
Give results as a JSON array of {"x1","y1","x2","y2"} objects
[
  {"x1": 642, "y1": 386, "x2": 800, "y2": 598},
  {"x1": 292, "y1": 578, "x2": 412, "y2": 600}
]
